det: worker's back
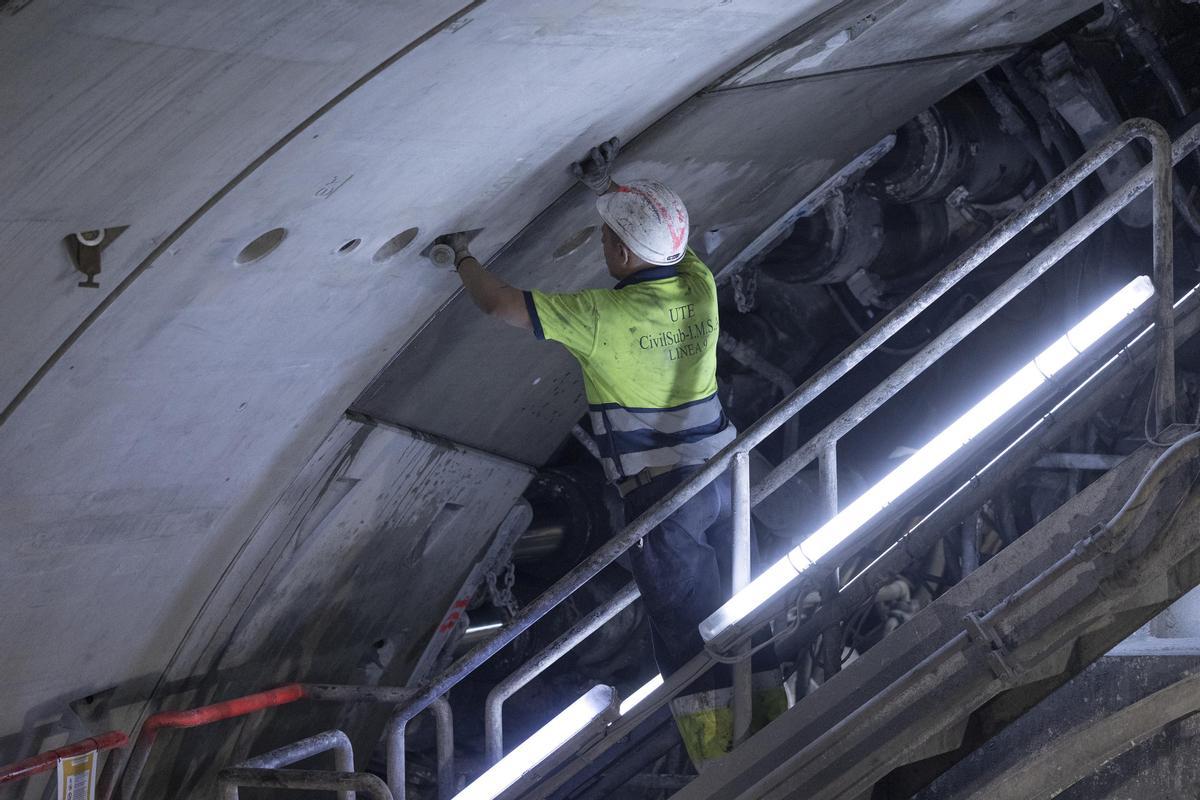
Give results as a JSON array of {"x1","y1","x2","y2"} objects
[{"x1": 527, "y1": 248, "x2": 736, "y2": 481}]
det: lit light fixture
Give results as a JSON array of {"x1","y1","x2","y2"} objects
[
  {"x1": 700, "y1": 276, "x2": 1155, "y2": 647},
  {"x1": 453, "y1": 685, "x2": 617, "y2": 800},
  {"x1": 619, "y1": 674, "x2": 664, "y2": 715}
]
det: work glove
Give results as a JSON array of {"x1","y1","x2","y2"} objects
[
  {"x1": 435, "y1": 232, "x2": 474, "y2": 264},
  {"x1": 571, "y1": 137, "x2": 621, "y2": 195}
]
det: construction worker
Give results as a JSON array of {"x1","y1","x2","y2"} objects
[{"x1": 442, "y1": 139, "x2": 784, "y2": 767}]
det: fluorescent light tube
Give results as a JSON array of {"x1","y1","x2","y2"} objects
[
  {"x1": 619, "y1": 674, "x2": 664, "y2": 715},
  {"x1": 700, "y1": 275, "x2": 1154, "y2": 644},
  {"x1": 699, "y1": 556, "x2": 806, "y2": 644},
  {"x1": 453, "y1": 685, "x2": 616, "y2": 800}
]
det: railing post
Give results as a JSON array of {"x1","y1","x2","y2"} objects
[
  {"x1": 484, "y1": 581, "x2": 640, "y2": 764},
  {"x1": 430, "y1": 698, "x2": 455, "y2": 800},
  {"x1": 1150, "y1": 120, "x2": 1176, "y2": 434},
  {"x1": 237, "y1": 729, "x2": 356, "y2": 800},
  {"x1": 386, "y1": 697, "x2": 454, "y2": 800},
  {"x1": 818, "y1": 441, "x2": 842, "y2": 678},
  {"x1": 819, "y1": 441, "x2": 839, "y2": 521},
  {"x1": 731, "y1": 450, "x2": 753, "y2": 745}
]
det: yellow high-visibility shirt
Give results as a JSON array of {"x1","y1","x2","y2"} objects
[{"x1": 525, "y1": 248, "x2": 735, "y2": 482}]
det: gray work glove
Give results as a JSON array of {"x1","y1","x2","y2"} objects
[
  {"x1": 435, "y1": 232, "x2": 474, "y2": 264},
  {"x1": 570, "y1": 137, "x2": 621, "y2": 195}
]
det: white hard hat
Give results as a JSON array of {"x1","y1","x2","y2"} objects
[{"x1": 596, "y1": 180, "x2": 689, "y2": 265}]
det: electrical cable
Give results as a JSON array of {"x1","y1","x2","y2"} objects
[
  {"x1": 1143, "y1": 364, "x2": 1189, "y2": 447},
  {"x1": 706, "y1": 589, "x2": 805, "y2": 665}
]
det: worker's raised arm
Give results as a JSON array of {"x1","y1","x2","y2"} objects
[
  {"x1": 455, "y1": 254, "x2": 531, "y2": 330},
  {"x1": 445, "y1": 136, "x2": 621, "y2": 332}
]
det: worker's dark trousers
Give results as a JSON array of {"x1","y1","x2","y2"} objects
[{"x1": 623, "y1": 465, "x2": 779, "y2": 694}]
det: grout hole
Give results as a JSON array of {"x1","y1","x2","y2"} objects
[
  {"x1": 338, "y1": 238, "x2": 362, "y2": 255},
  {"x1": 373, "y1": 227, "x2": 420, "y2": 263},
  {"x1": 236, "y1": 228, "x2": 287, "y2": 264},
  {"x1": 553, "y1": 226, "x2": 597, "y2": 260}
]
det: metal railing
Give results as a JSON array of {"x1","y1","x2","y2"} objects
[
  {"x1": 45, "y1": 116, "x2": 1196, "y2": 800},
  {"x1": 484, "y1": 581, "x2": 641, "y2": 762},
  {"x1": 778, "y1": 282, "x2": 1200, "y2": 676},
  {"x1": 219, "y1": 729, "x2": 357, "y2": 800},
  {"x1": 219, "y1": 767, "x2": 393, "y2": 800},
  {"x1": 0, "y1": 731, "x2": 127, "y2": 788},
  {"x1": 107, "y1": 683, "x2": 307, "y2": 800},
  {"x1": 108, "y1": 684, "x2": 453, "y2": 800},
  {"x1": 512, "y1": 117, "x2": 1200, "y2": 800},
  {"x1": 372, "y1": 116, "x2": 1195, "y2": 793}
]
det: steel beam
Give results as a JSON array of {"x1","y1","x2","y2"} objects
[{"x1": 956, "y1": 671, "x2": 1200, "y2": 800}]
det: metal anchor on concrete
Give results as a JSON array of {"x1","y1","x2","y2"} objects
[{"x1": 64, "y1": 225, "x2": 127, "y2": 288}]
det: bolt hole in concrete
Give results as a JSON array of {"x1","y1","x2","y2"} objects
[
  {"x1": 235, "y1": 227, "x2": 287, "y2": 264},
  {"x1": 553, "y1": 225, "x2": 596, "y2": 259},
  {"x1": 338, "y1": 238, "x2": 361, "y2": 254},
  {"x1": 372, "y1": 227, "x2": 420, "y2": 263}
]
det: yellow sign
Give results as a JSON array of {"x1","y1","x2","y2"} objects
[{"x1": 56, "y1": 751, "x2": 96, "y2": 800}]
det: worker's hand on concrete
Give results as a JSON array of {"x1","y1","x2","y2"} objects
[
  {"x1": 571, "y1": 137, "x2": 621, "y2": 195},
  {"x1": 436, "y1": 232, "x2": 474, "y2": 264}
]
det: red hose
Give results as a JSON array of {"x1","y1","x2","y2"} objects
[
  {"x1": 0, "y1": 731, "x2": 128, "y2": 785},
  {"x1": 141, "y1": 683, "x2": 307, "y2": 732}
]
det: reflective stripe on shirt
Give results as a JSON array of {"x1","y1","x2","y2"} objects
[
  {"x1": 589, "y1": 393, "x2": 736, "y2": 481},
  {"x1": 527, "y1": 249, "x2": 733, "y2": 483}
]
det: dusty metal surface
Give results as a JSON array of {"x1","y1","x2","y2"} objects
[{"x1": 918, "y1": 658, "x2": 1200, "y2": 800}]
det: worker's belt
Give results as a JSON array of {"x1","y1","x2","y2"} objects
[{"x1": 616, "y1": 465, "x2": 681, "y2": 498}]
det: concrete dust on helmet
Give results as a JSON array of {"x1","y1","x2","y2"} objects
[{"x1": 596, "y1": 180, "x2": 690, "y2": 265}]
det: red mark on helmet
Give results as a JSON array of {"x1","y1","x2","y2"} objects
[{"x1": 618, "y1": 184, "x2": 687, "y2": 251}]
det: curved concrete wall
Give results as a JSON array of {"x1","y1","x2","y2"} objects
[{"x1": 0, "y1": 0, "x2": 1094, "y2": 795}]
